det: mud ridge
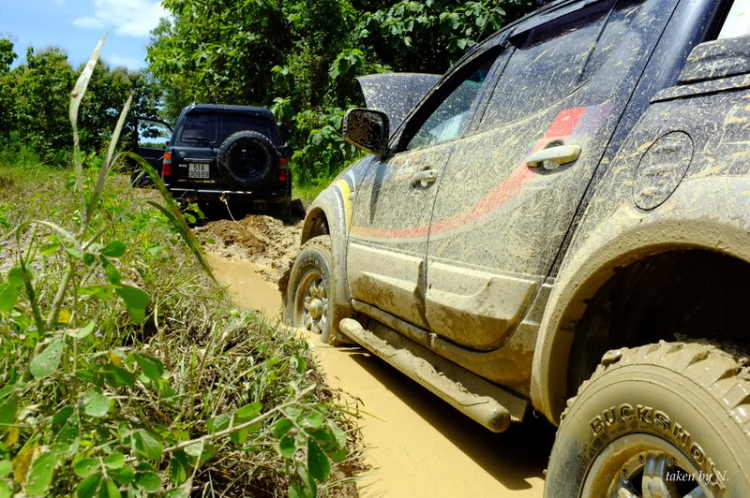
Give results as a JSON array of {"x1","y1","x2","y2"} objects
[{"x1": 196, "y1": 214, "x2": 302, "y2": 283}]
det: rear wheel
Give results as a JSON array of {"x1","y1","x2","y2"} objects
[
  {"x1": 545, "y1": 341, "x2": 750, "y2": 497},
  {"x1": 283, "y1": 236, "x2": 345, "y2": 345}
]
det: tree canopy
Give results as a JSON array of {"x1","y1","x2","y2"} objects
[{"x1": 0, "y1": 39, "x2": 160, "y2": 164}]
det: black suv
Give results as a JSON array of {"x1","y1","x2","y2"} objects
[{"x1": 135, "y1": 104, "x2": 292, "y2": 218}]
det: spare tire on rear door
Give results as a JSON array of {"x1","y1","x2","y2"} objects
[{"x1": 217, "y1": 130, "x2": 278, "y2": 190}]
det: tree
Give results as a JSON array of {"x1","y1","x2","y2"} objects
[
  {"x1": 78, "y1": 59, "x2": 161, "y2": 152},
  {"x1": 358, "y1": 0, "x2": 535, "y2": 74},
  {"x1": 13, "y1": 47, "x2": 75, "y2": 157},
  {"x1": 0, "y1": 39, "x2": 18, "y2": 139},
  {"x1": 148, "y1": 0, "x2": 294, "y2": 118},
  {"x1": 3, "y1": 43, "x2": 161, "y2": 164}
]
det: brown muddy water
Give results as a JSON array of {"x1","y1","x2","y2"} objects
[{"x1": 204, "y1": 215, "x2": 552, "y2": 497}]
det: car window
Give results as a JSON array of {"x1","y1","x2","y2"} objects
[
  {"x1": 406, "y1": 58, "x2": 495, "y2": 151},
  {"x1": 481, "y1": 0, "x2": 641, "y2": 129},
  {"x1": 137, "y1": 119, "x2": 171, "y2": 149},
  {"x1": 221, "y1": 114, "x2": 273, "y2": 142},
  {"x1": 181, "y1": 113, "x2": 218, "y2": 144},
  {"x1": 719, "y1": 0, "x2": 750, "y2": 39}
]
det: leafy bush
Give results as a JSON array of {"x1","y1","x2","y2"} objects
[
  {"x1": 292, "y1": 108, "x2": 363, "y2": 186},
  {"x1": 0, "y1": 38, "x2": 361, "y2": 498},
  {"x1": 0, "y1": 132, "x2": 46, "y2": 168}
]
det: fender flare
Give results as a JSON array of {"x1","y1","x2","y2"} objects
[
  {"x1": 531, "y1": 176, "x2": 750, "y2": 424},
  {"x1": 299, "y1": 179, "x2": 356, "y2": 334}
]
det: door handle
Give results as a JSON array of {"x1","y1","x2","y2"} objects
[
  {"x1": 526, "y1": 144, "x2": 581, "y2": 168},
  {"x1": 411, "y1": 168, "x2": 439, "y2": 188}
]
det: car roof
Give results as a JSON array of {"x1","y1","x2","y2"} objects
[{"x1": 183, "y1": 104, "x2": 275, "y2": 120}]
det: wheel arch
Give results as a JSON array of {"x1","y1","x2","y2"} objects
[
  {"x1": 298, "y1": 180, "x2": 356, "y2": 334},
  {"x1": 531, "y1": 176, "x2": 750, "y2": 424}
]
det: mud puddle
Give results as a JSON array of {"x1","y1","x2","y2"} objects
[
  {"x1": 205, "y1": 253, "x2": 282, "y2": 319},
  {"x1": 202, "y1": 212, "x2": 551, "y2": 497}
]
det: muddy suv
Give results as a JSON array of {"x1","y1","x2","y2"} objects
[
  {"x1": 284, "y1": 0, "x2": 750, "y2": 496},
  {"x1": 134, "y1": 105, "x2": 292, "y2": 218}
]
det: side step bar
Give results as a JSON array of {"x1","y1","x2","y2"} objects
[{"x1": 339, "y1": 318, "x2": 528, "y2": 432}]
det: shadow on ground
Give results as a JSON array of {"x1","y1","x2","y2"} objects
[{"x1": 346, "y1": 347, "x2": 556, "y2": 492}]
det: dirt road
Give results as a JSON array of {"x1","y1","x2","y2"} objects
[{"x1": 199, "y1": 213, "x2": 553, "y2": 498}]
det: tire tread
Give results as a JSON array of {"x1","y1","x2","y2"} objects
[{"x1": 559, "y1": 340, "x2": 750, "y2": 439}]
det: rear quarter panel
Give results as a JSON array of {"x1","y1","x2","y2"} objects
[{"x1": 532, "y1": 73, "x2": 750, "y2": 422}]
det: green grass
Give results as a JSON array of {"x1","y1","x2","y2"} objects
[
  {"x1": 293, "y1": 173, "x2": 340, "y2": 206},
  {"x1": 0, "y1": 133, "x2": 46, "y2": 168},
  {"x1": 0, "y1": 163, "x2": 363, "y2": 497}
]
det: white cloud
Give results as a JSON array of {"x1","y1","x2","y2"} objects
[
  {"x1": 73, "y1": 0, "x2": 168, "y2": 37},
  {"x1": 74, "y1": 16, "x2": 105, "y2": 30},
  {"x1": 107, "y1": 54, "x2": 145, "y2": 69}
]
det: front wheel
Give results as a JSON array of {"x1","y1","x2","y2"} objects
[
  {"x1": 283, "y1": 236, "x2": 345, "y2": 345},
  {"x1": 545, "y1": 341, "x2": 750, "y2": 497}
]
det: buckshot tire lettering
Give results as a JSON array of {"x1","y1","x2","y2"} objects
[
  {"x1": 620, "y1": 403, "x2": 634, "y2": 420},
  {"x1": 637, "y1": 404, "x2": 653, "y2": 424}
]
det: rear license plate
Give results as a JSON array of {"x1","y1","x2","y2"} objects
[{"x1": 188, "y1": 163, "x2": 210, "y2": 179}]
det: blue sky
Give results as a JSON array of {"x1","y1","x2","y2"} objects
[{"x1": 1, "y1": 0, "x2": 169, "y2": 71}]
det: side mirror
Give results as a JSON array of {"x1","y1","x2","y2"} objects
[{"x1": 343, "y1": 108, "x2": 390, "y2": 158}]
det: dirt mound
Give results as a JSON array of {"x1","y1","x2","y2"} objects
[{"x1": 196, "y1": 214, "x2": 302, "y2": 283}]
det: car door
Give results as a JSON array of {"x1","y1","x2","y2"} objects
[
  {"x1": 135, "y1": 117, "x2": 172, "y2": 183},
  {"x1": 347, "y1": 48, "x2": 504, "y2": 329},
  {"x1": 425, "y1": 0, "x2": 679, "y2": 351}
]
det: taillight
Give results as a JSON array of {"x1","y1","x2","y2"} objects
[
  {"x1": 278, "y1": 157, "x2": 288, "y2": 182},
  {"x1": 162, "y1": 151, "x2": 172, "y2": 177}
]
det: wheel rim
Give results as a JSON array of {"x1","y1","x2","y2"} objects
[
  {"x1": 581, "y1": 434, "x2": 714, "y2": 498},
  {"x1": 295, "y1": 270, "x2": 329, "y2": 335}
]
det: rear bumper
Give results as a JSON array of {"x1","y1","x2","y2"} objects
[{"x1": 166, "y1": 186, "x2": 290, "y2": 204}]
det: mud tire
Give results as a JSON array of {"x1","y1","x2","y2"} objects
[
  {"x1": 283, "y1": 236, "x2": 346, "y2": 346},
  {"x1": 545, "y1": 341, "x2": 750, "y2": 497},
  {"x1": 217, "y1": 130, "x2": 278, "y2": 190}
]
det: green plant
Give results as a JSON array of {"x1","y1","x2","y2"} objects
[
  {"x1": 0, "y1": 35, "x2": 360, "y2": 498},
  {"x1": 291, "y1": 108, "x2": 363, "y2": 186}
]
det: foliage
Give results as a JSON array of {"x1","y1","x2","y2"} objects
[
  {"x1": 292, "y1": 108, "x2": 363, "y2": 185},
  {"x1": 0, "y1": 40, "x2": 17, "y2": 140},
  {"x1": 146, "y1": 0, "x2": 536, "y2": 191},
  {"x1": 0, "y1": 37, "x2": 161, "y2": 166},
  {"x1": 0, "y1": 39, "x2": 361, "y2": 498},
  {"x1": 358, "y1": 0, "x2": 534, "y2": 72},
  {"x1": 12, "y1": 47, "x2": 75, "y2": 161},
  {"x1": 0, "y1": 132, "x2": 44, "y2": 168}
]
